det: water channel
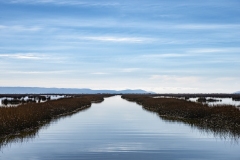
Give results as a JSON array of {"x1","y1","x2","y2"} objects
[{"x1": 1, "y1": 96, "x2": 240, "y2": 159}]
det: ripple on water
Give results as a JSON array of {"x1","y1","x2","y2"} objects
[{"x1": 1, "y1": 96, "x2": 240, "y2": 160}]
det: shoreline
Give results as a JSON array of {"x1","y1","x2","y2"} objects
[
  {"x1": 0, "y1": 95, "x2": 111, "y2": 138},
  {"x1": 122, "y1": 95, "x2": 240, "y2": 136}
]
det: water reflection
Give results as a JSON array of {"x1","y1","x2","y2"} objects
[
  {"x1": 141, "y1": 105, "x2": 240, "y2": 143},
  {"x1": 0, "y1": 127, "x2": 40, "y2": 150},
  {"x1": 0, "y1": 105, "x2": 91, "y2": 150},
  {"x1": 1, "y1": 96, "x2": 240, "y2": 160},
  {"x1": 159, "y1": 116, "x2": 240, "y2": 143}
]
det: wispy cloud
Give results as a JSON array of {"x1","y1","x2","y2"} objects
[
  {"x1": 8, "y1": 0, "x2": 119, "y2": 6},
  {"x1": 0, "y1": 53, "x2": 62, "y2": 61},
  {"x1": 91, "y1": 72, "x2": 109, "y2": 75},
  {"x1": 153, "y1": 87, "x2": 199, "y2": 92},
  {"x1": 174, "y1": 24, "x2": 240, "y2": 30},
  {"x1": 0, "y1": 25, "x2": 6, "y2": 29},
  {"x1": 0, "y1": 25, "x2": 42, "y2": 32},
  {"x1": 53, "y1": 19, "x2": 240, "y2": 31},
  {"x1": 141, "y1": 53, "x2": 189, "y2": 58},
  {"x1": 84, "y1": 36, "x2": 152, "y2": 43},
  {"x1": 8, "y1": 70, "x2": 74, "y2": 74},
  {"x1": 56, "y1": 34, "x2": 154, "y2": 43},
  {"x1": 188, "y1": 48, "x2": 240, "y2": 53},
  {"x1": 1, "y1": 0, "x2": 239, "y2": 93},
  {"x1": 120, "y1": 68, "x2": 140, "y2": 73},
  {"x1": 0, "y1": 53, "x2": 45, "y2": 60},
  {"x1": 141, "y1": 48, "x2": 240, "y2": 60},
  {"x1": 150, "y1": 75, "x2": 200, "y2": 83}
]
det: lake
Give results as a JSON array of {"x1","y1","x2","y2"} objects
[
  {"x1": 188, "y1": 97, "x2": 240, "y2": 106},
  {"x1": 1, "y1": 96, "x2": 240, "y2": 159},
  {"x1": 0, "y1": 95, "x2": 68, "y2": 107},
  {"x1": 154, "y1": 96, "x2": 240, "y2": 107}
]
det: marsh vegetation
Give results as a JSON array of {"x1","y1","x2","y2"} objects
[
  {"x1": 122, "y1": 95, "x2": 240, "y2": 136},
  {"x1": 1, "y1": 95, "x2": 240, "y2": 159},
  {"x1": 0, "y1": 95, "x2": 110, "y2": 137}
]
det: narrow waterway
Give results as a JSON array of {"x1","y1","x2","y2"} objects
[{"x1": 1, "y1": 96, "x2": 240, "y2": 160}]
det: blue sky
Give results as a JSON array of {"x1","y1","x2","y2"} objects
[{"x1": 0, "y1": 0, "x2": 239, "y2": 93}]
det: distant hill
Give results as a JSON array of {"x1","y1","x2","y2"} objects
[
  {"x1": 0, "y1": 87, "x2": 154, "y2": 94},
  {"x1": 235, "y1": 91, "x2": 240, "y2": 94}
]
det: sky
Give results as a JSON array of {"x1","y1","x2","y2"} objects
[{"x1": 0, "y1": 0, "x2": 240, "y2": 93}]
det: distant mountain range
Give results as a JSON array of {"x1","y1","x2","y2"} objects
[
  {"x1": 0, "y1": 87, "x2": 154, "y2": 94},
  {"x1": 236, "y1": 91, "x2": 240, "y2": 94}
]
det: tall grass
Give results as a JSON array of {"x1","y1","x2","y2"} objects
[
  {"x1": 0, "y1": 95, "x2": 109, "y2": 137},
  {"x1": 0, "y1": 104, "x2": 91, "y2": 150},
  {"x1": 122, "y1": 95, "x2": 240, "y2": 135}
]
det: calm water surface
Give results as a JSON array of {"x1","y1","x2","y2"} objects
[
  {"x1": 154, "y1": 96, "x2": 240, "y2": 107},
  {"x1": 0, "y1": 95, "x2": 68, "y2": 107},
  {"x1": 188, "y1": 97, "x2": 240, "y2": 106},
  {"x1": 1, "y1": 96, "x2": 240, "y2": 160}
]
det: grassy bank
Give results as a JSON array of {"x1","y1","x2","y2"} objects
[
  {"x1": 0, "y1": 104, "x2": 91, "y2": 150},
  {"x1": 122, "y1": 95, "x2": 240, "y2": 135},
  {"x1": 0, "y1": 95, "x2": 110, "y2": 137}
]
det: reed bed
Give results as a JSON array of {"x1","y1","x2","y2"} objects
[
  {"x1": 0, "y1": 95, "x2": 109, "y2": 137},
  {"x1": 122, "y1": 95, "x2": 240, "y2": 135}
]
